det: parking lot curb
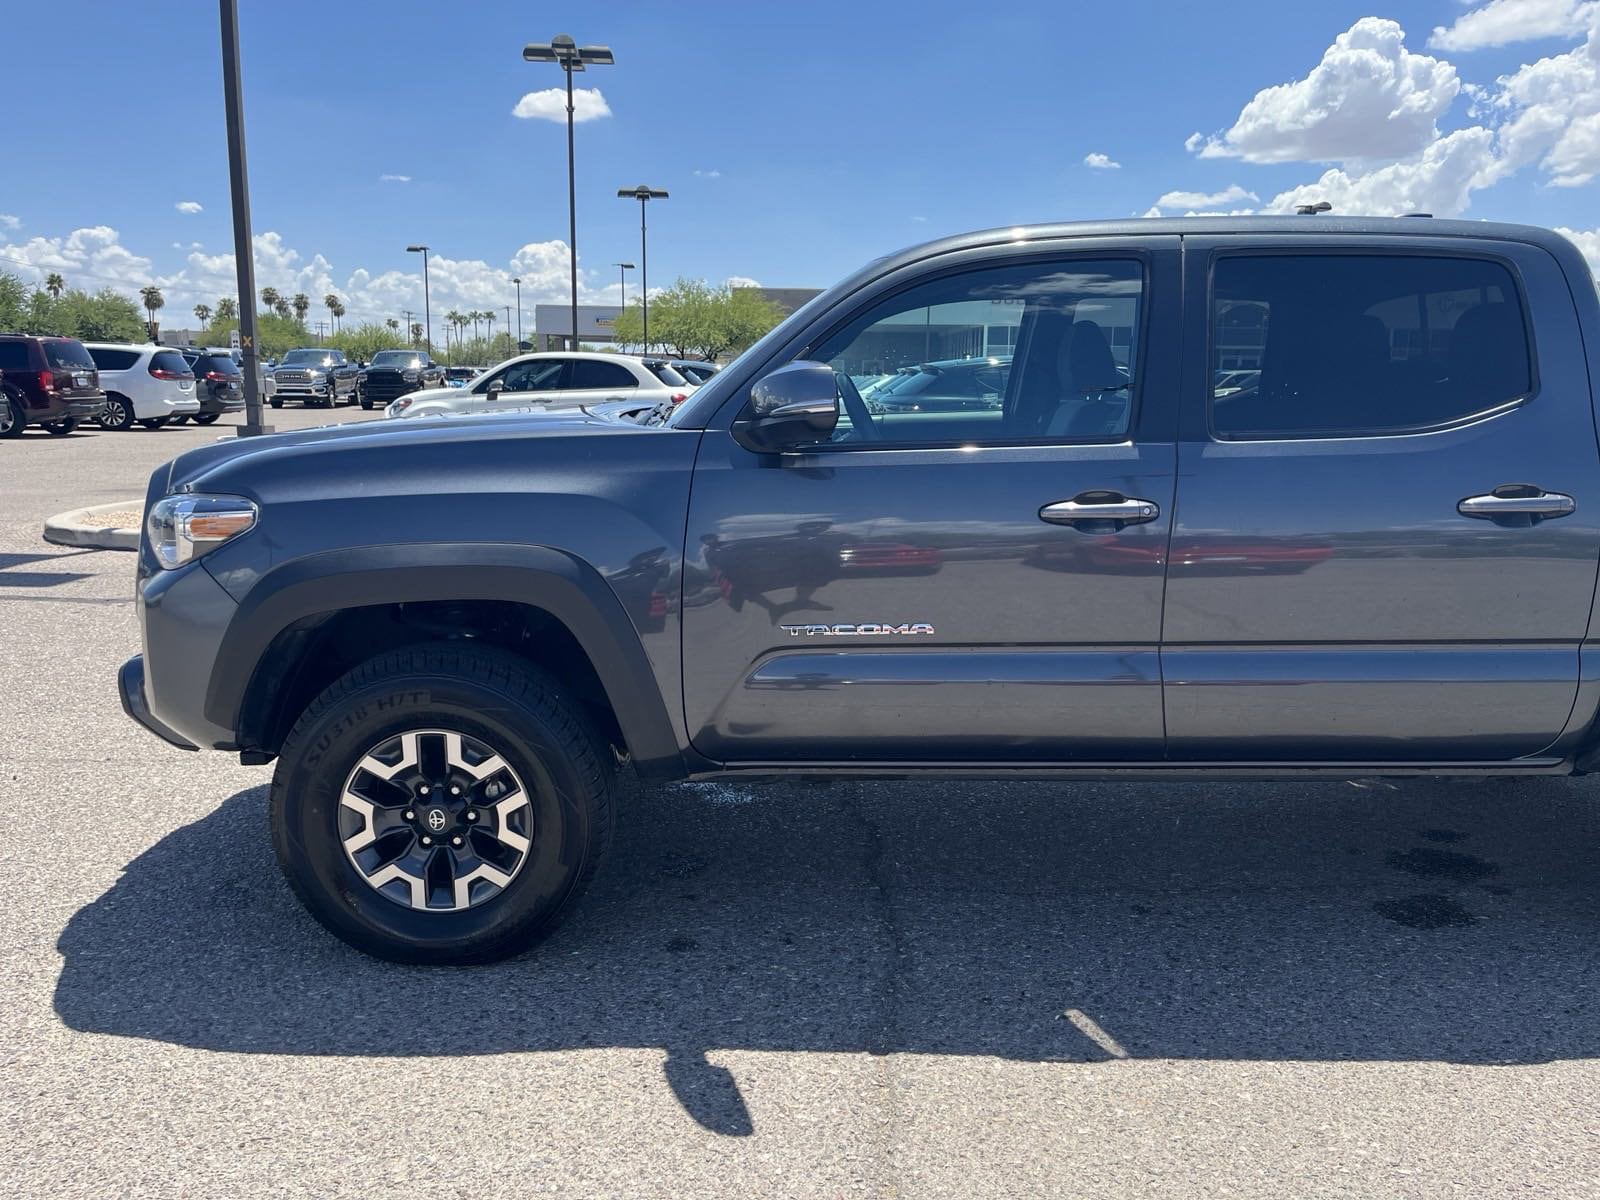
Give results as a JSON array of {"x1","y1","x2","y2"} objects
[{"x1": 43, "y1": 501, "x2": 143, "y2": 552}]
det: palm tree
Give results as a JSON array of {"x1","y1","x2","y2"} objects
[
  {"x1": 484, "y1": 310, "x2": 496, "y2": 348},
  {"x1": 324, "y1": 293, "x2": 340, "y2": 332},
  {"x1": 260, "y1": 286, "x2": 280, "y2": 313},
  {"x1": 410, "y1": 322, "x2": 423, "y2": 346},
  {"x1": 216, "y1": 296, "x2": 238, "y2": 323},
  {"x1": 274, "y1": 298, "x2": 291, "y2": 319},
  {"x1": 44, "y1": 273, "x2": 65, "y2": 299},
  {"x1": 139, "y1": 286, "x2": 165, "y2": 337},
  {"x1": 446, "y1": 309, "x2": 464, "y2": 351},
  {"x1": 194, "y1": 303, "x2": 212, "y2": 331},
  {"x1": 386, "y1": 318, "x2": 400, "y2": 333},
  {"x1": 291, "y1": 293, "x2": 310, "y2": 324},
  {"x1": 331, "y1": 298, "x2": 345, "y2": 331}
]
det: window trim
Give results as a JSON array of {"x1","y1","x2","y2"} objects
[
  {"x1": 1204, "y1": 246, "x2": 1541, "y2": 443},
  {"x1": 782, "y1": 252, "x2": 1153, "y2": 452}
]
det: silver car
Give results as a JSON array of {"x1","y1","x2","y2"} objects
[{"x1": 385, "y1": 351, "x2": 694, "y2": 418}]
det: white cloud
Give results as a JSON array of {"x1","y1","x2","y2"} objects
[
  {"x1": 1195, "y1": 18, "x2": 1459, "y2": 163},
  {"x1": 512, "y1": 87, "x2": 611, "y2": 122},
  {"x1": 1083, "y1": 152, "x2": 1121, "y2": 169},
  {"x1": 1184, "y1": 132, "x2": 1205, "y2": 153},
  {"x1": 175, "y1": 200, "x2": 203, "y2": 214},
  {"x1": 379, "y1": 173, "x2": 411, "y2": 183},
  {"x1": 693, "y1": 169, "x2": 722, "y2": 178},
  {"x1": 1431, "y1": 0, "x2": 1598, "y2": 51},
  {"x1": 1485, "y1": 13, "x2": 1600, "y2": 185},
  {"x1": 1263, "y1": 126, "x2": 1504, "y2": 216},
  {"x1": 1150, "y1": 184, "x2": 1258, "y2": 210},
  {"x1": 725, "y1": 275, "x2": 761, "y2": 288},
  {"x1": 0, "y1": 214, "x2": 19, "y2": 231}
]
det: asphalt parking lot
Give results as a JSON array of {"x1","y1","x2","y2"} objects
[{"x1": 4, "y1": 409, "x2": 1600, "y2": 1198}]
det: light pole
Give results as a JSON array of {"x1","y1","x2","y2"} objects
[
  {"x1": 405, "y1": 244, "x2": 431, "y2": 352},
  {"x1": 218, "y1": 0, "x2": 270, "y2": 437},
  {"x1": 618, "y1": 185, "x2": 666, "y2": 350},
  {"x1": 402, "y1": 309, "x2": 414, "y2": 347},
  {"x1": 614, "y1": 261, "x2": 634, "y2": 312},
  {"x1": 524, "y1": 33, "x2": 614, "y2": 351},
  {"x1": 512, "y1": 276, "x2": 522, "y2": 349}
]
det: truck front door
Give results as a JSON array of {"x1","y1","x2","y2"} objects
[{"x1": 682, "y1": 239, "x2": 1181, "y2": 763}]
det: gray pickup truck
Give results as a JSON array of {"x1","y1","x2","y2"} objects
[
  {"x1": 120, "y1": 216, "x2": 1600, "y2": 963},
  {"x1": 268, "y1": 347, "x2": 360, "y2": 408}
]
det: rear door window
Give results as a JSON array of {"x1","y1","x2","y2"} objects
[
  {"x1": 1210, "y1": 254, "x2": 1533, "y2": 439},
  {"x1": 149, "y1": 350, "x2": 194, "y2": 377},
  {"x1": 569, "y1": 359, "x2": 640, "y2": 390},
  {"x1": 87, "y1": 347, "x2": 140, "y2": 371},
  {"x1": 0, "y1": 342, "x2": 32, "y2": 371}
]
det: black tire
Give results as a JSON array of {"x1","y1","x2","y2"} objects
[
  {"x1": 0, "y1": 394, "x2": 23, "y2": 438},
  {"x1": 43, "y1": 418, "x2": 78, "y2": 436},
  {"x1": 138, "y1": 417, "x2": 170, "y2": 430},
  {"x1": 270, "y1": 397, "x2": 283, "y2": 409},
  {"x1": 194, "y1": 412, "x2": 221, "y2": 425},
  {"x1": 360, "y1": 393, "x2": 374, "y2": 410},
  {"x1": 269, "y1": 643, "x2": 615, "y2": 964},
  {"x1": 98, "y1": 394, "x2": 135, "y2": 431},
  {"x1": 170, "y1": 414, "x2": 190, "y2": 426}
]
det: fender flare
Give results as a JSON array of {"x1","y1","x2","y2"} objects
[{"x1": 207, "y1": 542, "x2": 684, "y2": 776}]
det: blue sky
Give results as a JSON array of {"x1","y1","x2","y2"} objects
[{"x1": 3, "y1": 0, "x2": 1599, "y2": 330}]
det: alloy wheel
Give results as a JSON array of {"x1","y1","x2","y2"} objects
[{"x1": 339, "y1": 728, "x2": 535, "y2": 911}]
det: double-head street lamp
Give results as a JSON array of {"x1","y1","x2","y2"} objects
[
  {"x1": 524, "y1": 33, "x2": 613, "y2": 350},
  {"x1": 405, "y1": 244, "x2": 430, "y2": 352},
  {"x1": 614, "y1": 261, "x2": 634, "y2": 309},
  {"x1": 617, "y1": 185, "x2": 667, "y2": 349}
]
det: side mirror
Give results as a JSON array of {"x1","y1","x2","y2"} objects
[
  {"x1": 731, "y1": 360, "x2": 839, "y2": 453},
  {"x1": 485, "y1": 379, "x2": 506, "y2": 400}
]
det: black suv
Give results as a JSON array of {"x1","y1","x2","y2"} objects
[
  {"x1": 179, "y1": 349, "x2": 246, "y2": 425},
  {"x1": 356, "y1": 350, "x2": 445, "y2": 410},
  {"x1": 0, "y1": 334, "x2": 105, "y2": 437},
  {"x1": 119, "y1": 217, "x2": 1600, "y2": 964}
]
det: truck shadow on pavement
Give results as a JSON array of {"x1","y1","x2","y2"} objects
[{"x1": 55, "y1": 773, "x2": 1600, "y2": 1135}]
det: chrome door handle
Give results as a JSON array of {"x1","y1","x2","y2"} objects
[
  {"x1": 1040, "y1": 494, "x2": 1160, "y2": 528},
  {"x1": 1458, "y1": 488, "x2": 1575, "y2": 521}
]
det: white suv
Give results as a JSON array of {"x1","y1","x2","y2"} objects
[
  {"x1": 83, "y1": 343, "x2": 202, "y2": 431},
  {"x1": 385, "y1": 351, "x2": 694, "y2": 419}
]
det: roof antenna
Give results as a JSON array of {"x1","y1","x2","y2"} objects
[{"x1": 1295, "y1": 201, "x2": 1333, "y2": 215}]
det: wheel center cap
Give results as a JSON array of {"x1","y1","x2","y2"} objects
[{"x1": 424, "y1": 807, "x2": 449, "y2": 833}]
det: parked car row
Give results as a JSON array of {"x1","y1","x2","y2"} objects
[
  {"x1": 382, "y1": 351, "x2": 700, "y2": 420},
  {"x1": 0, "y1": 334, "x2": 106, "y2": 437}
]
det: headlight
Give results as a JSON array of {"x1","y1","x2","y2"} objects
[
  {"x1": 402, "y1": 369, "x2": 419, "y2": 381},
  {"x1": 387, "y1": 397, "x2": 414, "y2": 417},
  {"x1": 146, "y1": 494, "x2": 258, "y2": 569}
]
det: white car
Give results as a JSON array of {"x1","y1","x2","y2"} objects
[
  {"x1": 385, "y1": 351, "x2": 694, "y2": 419},
  {"x1": 83, "y1": 342, "x2": 202, "y2": 431}
]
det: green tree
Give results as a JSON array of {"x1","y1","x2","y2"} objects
[
  {"x1": 139, "y1": 285, "x2": 164, "y2": 338},
  {"x1": 216, "y1": 296, "x2": 238, "y2": 323},
  {"x1": 44, "y1": 273, "x2": 65, "y2": 299},
  {"x1": 386, "y1": 318, "x2": 400, "y2": 334},
  {"x1": 291, "y1": 293, "x2": 310, "y2": 323},
  {"x1": 260, "y1": 286, "x2": 280, "y2": 313},
  {"x1": 609, "y1": 278, "x2": 784, "y2": 361},
  {"x1": 193, "y1": 303, "x2": 212, "y2": 331}
]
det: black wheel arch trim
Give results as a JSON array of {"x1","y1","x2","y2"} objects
[{"x1": 207, "y1": 542, "x2": 686, "y2": 778}]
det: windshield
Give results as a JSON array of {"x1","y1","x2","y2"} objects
[
  {"x1": 43, "y1": 339, "x2": 96, "y2": 370},
  {"x1": 370, "y1": 351, "x2": 420, "y2": 367},
  {"x1": 281, "y1": 350, "x2": 334, "y2": 365},
  {"x1": 643, "y1": 361, "x2": 689, "y2": 387}
]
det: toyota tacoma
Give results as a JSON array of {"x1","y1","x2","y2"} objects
[{"x1": 120, "y1": 217, "x2": 1600, "y2": 962}]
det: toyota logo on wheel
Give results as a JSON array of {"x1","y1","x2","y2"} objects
[{"x1": 426, "y1": 808, "x2": 448, "y2": 832}]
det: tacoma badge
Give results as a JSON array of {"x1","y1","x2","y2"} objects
[{"x1": 778, "y1": 623, "x2": 936, "y2": 637}]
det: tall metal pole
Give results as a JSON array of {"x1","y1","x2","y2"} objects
[
  {"x1": 618, "y1": 263, "x2": 627, "y2": 310},
  {"x1": 639, "y1": 197, "x2": 649, "y2": 351},
  {"x1": 565, "y1": 65, "x2": 579, "y2": 351},
  {"x1": 219, "y1": 0, "x2": 270, "y2": 436},
  {"x1": 421, "y1": 248, "x2": 431, "y2": 352},
  {"x1": 513, "y1": 277, "x2": 522, "y2": 348}
]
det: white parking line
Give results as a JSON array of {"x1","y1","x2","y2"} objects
[{"x1": 1062, "y1": 1008, "x2": 1129, "y2": 1059}]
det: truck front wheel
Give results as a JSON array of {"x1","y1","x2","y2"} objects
[{"x1": 269, "y1": 643, "x2": 615, "y2": 964}]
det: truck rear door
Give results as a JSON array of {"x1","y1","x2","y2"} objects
[{"x1": 1164, "y1": 233, "x2": 1600, "y2": 761}]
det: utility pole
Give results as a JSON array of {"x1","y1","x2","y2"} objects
[{"x1": 219, "y1": 0, "x2": 270, "y2": 436}]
